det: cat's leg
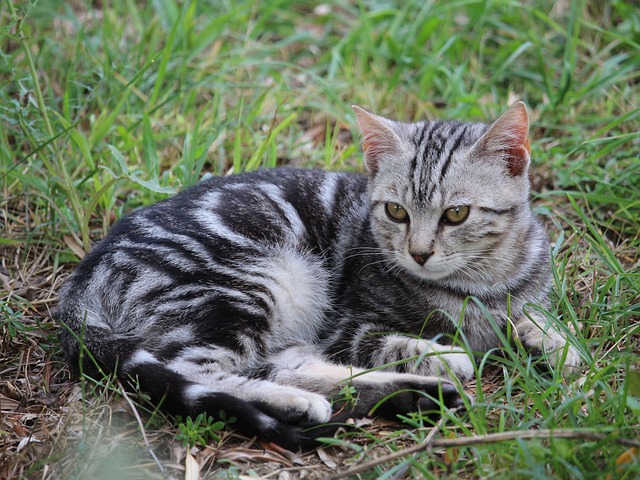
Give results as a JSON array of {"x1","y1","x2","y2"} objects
[
  {"x1": 327, "y1": 324, "x2": 475, "y2": 383},
  {"x1": 512, "y1": 313, "x2": 580, "y2": 373},
  {"x1": 161, "y1": 348, "x2": 332, "y2": 426},
  {"x1": 263, "y1": 345, "x2": 466, "y2": 418},
  {"x1": 363, "y1": 334, "x2": 475, "y2": 382},
  {"x1": 183, "y1": 378, "x2": 332, "y2": 426},
  {"x1": 115, "y1": 347, "x2": 332, "y2": 450}
]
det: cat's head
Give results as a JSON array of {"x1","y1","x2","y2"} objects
[{"x1": 354, "y1": 102, "x2": 538, "y2": 290}]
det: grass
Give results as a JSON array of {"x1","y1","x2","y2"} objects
[{"x1": 1, "y1": 0, "x2": 639, "y2": 478}]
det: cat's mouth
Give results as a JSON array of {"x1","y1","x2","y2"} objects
[{"x1": 399, "y1": 253, "x2": 452, "y2": 281}]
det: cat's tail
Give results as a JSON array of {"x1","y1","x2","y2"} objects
[{"x1": 58, "y1": 325, "x2": 326, "y2": 451}]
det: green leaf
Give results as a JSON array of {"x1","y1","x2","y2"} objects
[
  {"x1": 105, "y1": 145, "x2": 176, "y2": 194},
  {"x1": 0, "y1": 237, "x2": 24, "y2": 245},
  {"x1": 128, "y1": 172, "x2": 176, "y2": 195},
  {"x1": 106, "y1": 144, "x2": 129, "y2": 175},
  {"x1": 627, "y1": 368, "x2": 640, "y2": 398}
]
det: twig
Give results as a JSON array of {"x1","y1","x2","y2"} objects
[
  {"x1": 117, "y1": 380, "x2": 166, "y2": 476},
  {"x1": 259, "y1": 465, "x2": 315, "y2": 479},
  {"x1": 327, "y1": 429, "x2": 640, "y2": 479}
]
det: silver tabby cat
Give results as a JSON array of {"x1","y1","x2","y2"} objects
[{"x1": 55, "y1": 102, "x2": 579, "y2": 449}]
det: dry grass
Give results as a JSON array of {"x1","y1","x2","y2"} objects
[
  {"x1": 2, "y1": 0, "x2": 639, "y2": 478},
  {"x1": 2, "y1": 167, "x2": 637, "y2": 479}
]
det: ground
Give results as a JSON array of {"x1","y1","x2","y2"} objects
[{"x1": 1, "y1": 1, "x2": 639, "y2": 478}]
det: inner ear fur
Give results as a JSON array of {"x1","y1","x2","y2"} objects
[
  {"x1": 471, "y1": 101, "x2": 531, "y2": 177},
  {"x1": 352, "y1": 105, "x2": 402, "y2": 175}
]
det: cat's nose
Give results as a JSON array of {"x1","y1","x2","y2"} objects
[{"x1": 411, "y1": 252, "x2": 432, "y2": 266}]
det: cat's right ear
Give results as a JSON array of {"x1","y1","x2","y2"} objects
[{"x1": 352, "y1": 106, "x2": 402, "y2": 174}]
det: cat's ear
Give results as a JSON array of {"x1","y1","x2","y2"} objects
[
  {"x1": 352, "y1": 105, "x2": 402, "y2": 174},
  {"x1": 471, "y1": 101, "x2": 531, "y2": 177}
]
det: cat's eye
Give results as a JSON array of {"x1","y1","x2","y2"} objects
[
  {"x1": 385, "y1": 202, "x2": 409, "y2": 223},
  {"x1": 441, "y1": 206, "x2": 470, "y2": 225}
]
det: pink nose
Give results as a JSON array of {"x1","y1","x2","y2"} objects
[{"x1": 411, "y1": 252, "x2": 432, "y2": 266}]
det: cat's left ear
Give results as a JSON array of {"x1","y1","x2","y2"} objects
[
  {"x1": 471, "y1": 101, "x2": 531, "y2": 177},
  {"x1": 352, "y1": 105, "x2": 403, "y2": 174}
]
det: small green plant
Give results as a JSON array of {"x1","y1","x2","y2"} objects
[
  {"x1": 175, "y1": 411, "x2": 235, "y2": 448},
  {"x1": 336, "y1": 366, "x2": 360, "y2": 408},
  {"x1": 339, "y1": 383, "x2": 359, "y2": 407},
  {"x1": 0, "y1": 301, "x2": 26, "y2": 341}
]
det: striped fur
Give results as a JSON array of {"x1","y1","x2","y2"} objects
[{"x1": 55, "y1": 102, "x2": 578, "y2": 450}]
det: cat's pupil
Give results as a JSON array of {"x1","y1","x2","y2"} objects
[
  {"x1": 385, "y1": 202, "x2": 409, "y2": 223},
  {"x1": 441, "y1": 206, "x2": 470, "y2": 225}
]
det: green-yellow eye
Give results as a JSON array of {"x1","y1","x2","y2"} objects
[
  {"x1": 385, "y1": 202, "x2": 409, "y2": 223},
  {"x1": 441, "y1": 206, "x2": 470, "y2": 225}
]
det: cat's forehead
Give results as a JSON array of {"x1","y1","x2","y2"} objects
[
  {"x1": 410, "y1": 120, "x2": 488, "y2": 151},
  {"x1": 399, "y1": 120, "x2": 488, "y2": 205}
]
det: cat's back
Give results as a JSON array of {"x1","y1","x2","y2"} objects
[
  {"x1": 56, "y1": 168, "x2": 370, "y2": 343},
  {"x1": 68, "y1": 167, "x2": 368, "y2": 274}
]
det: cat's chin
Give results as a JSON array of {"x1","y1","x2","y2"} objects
[
  {"x1": 402, "y1": 261, "x2": 494, "y2": 295},
  {"x1": 400, "y1": 260, "x2": 452, "y2": 282}
]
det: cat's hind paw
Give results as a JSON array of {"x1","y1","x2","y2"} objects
[
  {"x1": 375, "y1": 376, "x2": 471, "y2": 418},
  {"x1": 251, "y1": 386, "x2": 332, "y2": 426},
  {"x1": 414, "y1": 380, "x2": 470, "y2": 412},
  {"x1": 347, "y1": 371, "x2": 471, "y2": 419}
]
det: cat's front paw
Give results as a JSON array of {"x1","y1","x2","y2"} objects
[
  {"x1": 411, "y1": 339, "x2": 475, "y2": 383},
  {"x1": 375, "y1": 335, "x2": 474, "y2": 383},
  {"x1": 516, "y1": 316, "x2": 581, "y2": 374},
  {"x1": 540, "y1": 340, "x2": 581, "y2": 375}
]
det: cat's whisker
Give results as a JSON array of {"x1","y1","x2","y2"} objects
[
  {"x1": 340, "y1": 251, "x2": 387, "y2": 263},
  {"x1": 358, "y1": 258, "x2": 395, "y2": 276}
]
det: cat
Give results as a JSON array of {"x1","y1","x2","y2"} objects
[{"x1": 54, "y1": 101, "x2": 580, "y2": 450}]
